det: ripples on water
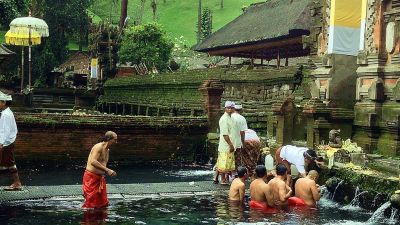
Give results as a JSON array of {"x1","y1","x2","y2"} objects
[
  {"x1": 0, "y1": 170, "x2": 396, "y2": 225},
  {"x1": 0, "y1": 193, "x2": 385, "y2": 225}
]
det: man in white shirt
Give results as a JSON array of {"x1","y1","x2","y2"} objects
[
  {"x1": 0, "y1": 91, "x2": 22, "y2": 191},
  {"x1": 215, "y1": 101, "x2": 235, "y2": 185},
  {"x1": 274, "y1": 145, "x2": 321, "y2": 188},
  {"x1": 231, "y1": 104, "x2": 248, "y2": 152}
]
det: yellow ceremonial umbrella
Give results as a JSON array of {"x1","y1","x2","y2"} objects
[
  {"x1": 6, "y1": 12, "x2": 49, "y2": 92},
  {"x1": 5, "y1": 28, "x2": 41, "y2": 92}
]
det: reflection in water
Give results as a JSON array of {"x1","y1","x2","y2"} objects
[{"x1": 81, "y1": 208, "x2": 108, "y2": 225}]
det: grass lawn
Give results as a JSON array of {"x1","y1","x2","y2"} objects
[
  {"x1": 90, "y1": 0, "x2": 264, "y2": 45},
  {"x1": 0, "y1": 30, "x2": 6, "y2": 44},
  {"x1": 67, "y1": 41, "x2": 88, "y2": 51}
]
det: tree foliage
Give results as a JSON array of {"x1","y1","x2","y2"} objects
[
  {"x1": 0, "y1": 0, "x2": 29, "y2": 28},
  {"x1": 30, "y1": 0, "x2": 91, "y2": 86},
  {"x1": 197, "y1": 7, "x2": 212, "y2": 42},
  {"x1": 119, "y1": 23, "x2": 174, "y2": 71}
]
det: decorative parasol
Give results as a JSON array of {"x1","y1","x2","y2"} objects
[
  {"x1": 5, "y1": 28, "x2": 41, "y2": 46},
  {"x1": 5, "y1": 28, "x2": 41, "y2": 92},
  {"x1": 6, "y1": 12, "x2": 49, "y2": 92}
]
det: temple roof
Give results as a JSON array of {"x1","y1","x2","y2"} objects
[
  {"x1": 53, "y1": 52, "x2": 90, "y2": 75},
  {"x1": 193, "y1": 0, "x2": 312, "y2": 59},
  {"x1": 0, "y1": 44, "x2": 15, "y2": 56}
]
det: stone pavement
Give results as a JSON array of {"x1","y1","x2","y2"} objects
[{"x1": 0, "y1": 181, "x2": 228, "y2": 203}]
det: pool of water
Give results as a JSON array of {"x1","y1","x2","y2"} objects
[
  {"x1": 0, "y1": 193, "x2": 390, "y2": 225},
  {"x1": 0, "y1": 167, "x2": 398, "y2": 225}
]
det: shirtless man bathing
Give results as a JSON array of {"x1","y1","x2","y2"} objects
[
  {"x1": 249, "y1": 165, "x2": 274, "y2": 210},
  {"x1": 294, "y1": 170, "x2": 321, "y2": 207},
  {"x1": 268, "y1": 164, "x2": 292, "y2": 209},
  {"x1": 228, "y1": 166, "x2": 248, "y2": 202},
  {"x1": 82, "y1": 131, "x2": 118, "y2": 208}
]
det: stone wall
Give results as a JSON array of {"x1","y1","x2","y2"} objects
[
  {"x1": 13, "y1": 113, "x2": 208, "y2": 165},
  {"x1": 100, "y1": 66, "x2": 308, "y2": 137}
]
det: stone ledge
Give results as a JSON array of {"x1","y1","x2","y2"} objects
[{"x1": 0, "y1": 181, "x2": 227, "y2": 203}]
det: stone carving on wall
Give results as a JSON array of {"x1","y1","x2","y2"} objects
[
  {"x1": 393, "y1": 79, "x2": 400, "y2": 101},
  {"x1": 328, "y1": 129, "x2": 342, "y2": 148},
  {"x1": 368, "y1": 78, "x2": 385, "y2": 101},
  {"x1": 365, "y1": 0, "x2": 378, "y2": 54},
  {"x1": 385, "y1": 22, "x2": 396, "y2": 53},
  {"x1": 324, "y1": 0, "x2": 330, "y2": 54}
]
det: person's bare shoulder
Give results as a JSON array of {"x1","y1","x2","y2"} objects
[
  {"x1": 91, "y1": 142, "x2": 105, "y2": 154},
  {"x1": 308, "y1": 179, "x2": 317, "y2": 186}
]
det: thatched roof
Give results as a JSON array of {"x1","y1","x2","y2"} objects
[
  {"x1": 53, "y1": 52, "x2": 90, "y2": 75},
  {"x1": 0, "y1": 45, "x2": 15, "y2": 56},
  {"x1": 194, "y1": 0, "x2": 312, "y2": 54}
]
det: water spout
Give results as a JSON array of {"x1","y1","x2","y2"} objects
[
  {"x1": 388, "y1": 207, "x2": 399, "y2": 224},
  {"x1": 348, "y1": 187, "x2": 367, "y2": 207},
  {"x1": 331, "y1": 180, "x2": 344, "y2": 200},
  {"x1": 368, "y1": 201, "x2": 391, "y2": 223}
]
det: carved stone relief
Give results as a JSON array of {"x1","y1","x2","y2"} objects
[
  {"x1": 386, "y1": 22, "x2": 396, "y2": 53},
  {"x1": 365, "y1": 0, "x2": 378, "y2": 54}
]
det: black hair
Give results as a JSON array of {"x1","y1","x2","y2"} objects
[
  {"x1": 304, "y1": 149, "x2": 317, "y2": 160},
  {"x1": 276, "y1": 163, "x2": 287, "y2": 176},
  {"x1": 255, "y1": 165, "x2": 266, "y2": 178},
  {"x1": 237, "y1": 166, "x2": 247, "y2": 178},
  {"x1": 5, "y1": 101, "x2": 11, "y2": 107}
]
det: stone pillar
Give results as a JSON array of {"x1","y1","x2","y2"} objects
[
  {"x1": 303, "y1": 98, "x2": 331, "y2": 149},
  {"x1": 272, "y1": 98, "x2": 296, "y2": 145},
  {"x1": 199, "y1": 79, "x2": 224, "y2": 133},
  {"x1": 353, "y1": 0, "x2": 400, "y2": 156}
]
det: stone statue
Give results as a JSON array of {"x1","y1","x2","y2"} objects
[{"x1": 329, "y1": 129, "x2": 342, "y2": 148}]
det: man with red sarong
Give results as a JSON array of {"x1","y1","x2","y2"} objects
[{"x1": 82, "y1": 131, "x2": 118, "y2": 208}]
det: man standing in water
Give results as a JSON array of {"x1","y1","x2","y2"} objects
[
  {"x1": 215, "y1": 101, "x2": 236, "y2": 185},
  {"x1": 294, "y1": 170, "x2": 320, "y2": 207},
  {"x1": 268, "y1": 164, "x2": 292, "y2": 208},
  {"x1": 0, "y1": 92, "x2": 22, "y2": 191},
  {"x1": 82, "y1": 131, "x2": 118, "y2": 208},
  {"x1": 228, "y1": 166, "x2": 248, "y2": 202}
]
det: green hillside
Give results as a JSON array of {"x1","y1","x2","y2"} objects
[{"x1": 90, "y1": 0, "x2": 264, "y2": 44}]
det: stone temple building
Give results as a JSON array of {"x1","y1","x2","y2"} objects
[{"x1": 194, "y1": 0, "x2": 400, "y2": 156}]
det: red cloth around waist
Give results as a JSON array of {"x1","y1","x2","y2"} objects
[
  {"x1": 249, "y1": 200, "x2": 278, "y2": 213},
  {"x1": 288, "y1": 197, "x2": 306, "y2": 207},
  {"x1": 82, "y1": 170, "x2": 108, "y2": 209}
]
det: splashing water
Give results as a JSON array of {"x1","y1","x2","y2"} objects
[
  {"x1": 367, "y1": 201, "x2": 391, "y2": 223},
  {"x1": 342, "y1": 187, "x2": 368, "y2": 211},
  {"x1": 388, "y1": 207, "x2": 399, "y2": 224},
  {"x1": 331, "y1": 180, "x2": 344, "y2": 200}
]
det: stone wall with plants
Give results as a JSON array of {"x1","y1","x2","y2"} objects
[{"x1": 99, "y1": 66, "x2": 309, "y2": 135}]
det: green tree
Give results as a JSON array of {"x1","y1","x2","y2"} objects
[
  {"x1": 200, "y1": 7, "x2": 212, "y2": 41},
  {"x1": 30, "y1": 0, "x2": 91, "y2": 85},
  {"x1": 119, "y1": 23, "x2": 174, "y2": 71},
  {"x1": 0, "y1": 0, "x2": 29, "y2": 28}
]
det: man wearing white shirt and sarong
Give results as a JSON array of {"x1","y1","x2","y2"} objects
[
  {"x1": 0, "y1": 91, "x2": 22, "y2": 191},
  {"x1": 231, "y1": 104, "x2": 247, "y2": 152},
  {"x1": 216, "y1": 101, "x2": 235, "y2": 185}
]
